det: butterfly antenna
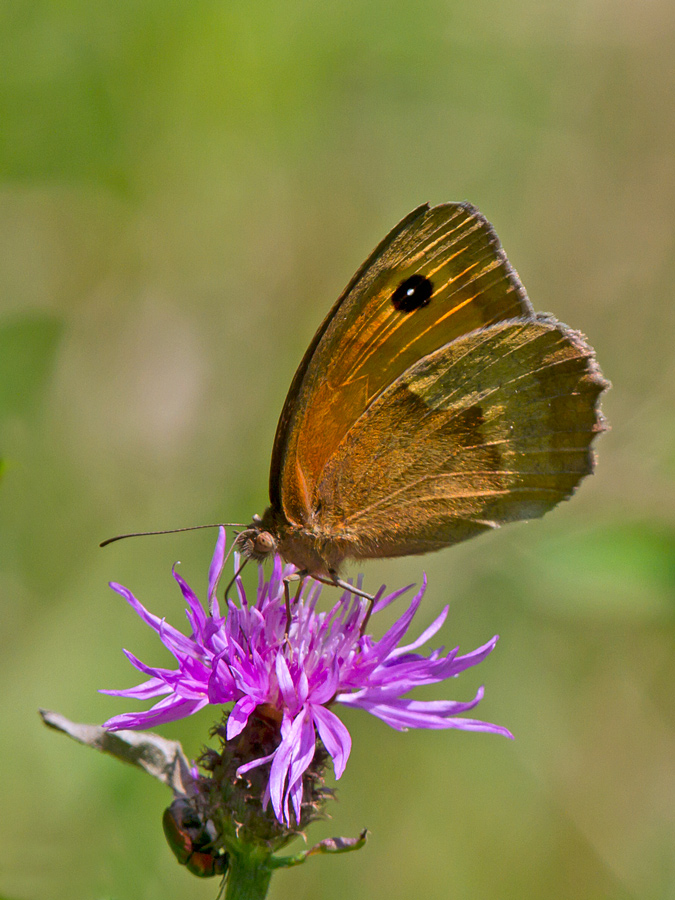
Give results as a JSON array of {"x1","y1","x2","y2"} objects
[
  {"x1": 223, "y1": 558, "x2": 249, "y2": 602},
  {"x1": 99, "y1": 523, "x2": 246, "y2": 548}
]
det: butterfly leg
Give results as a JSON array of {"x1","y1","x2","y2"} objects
[
  {"x1": 300, "y1": 570, "x2": 375, "y2": 629},
  {"x1": 326, "y1": 570, "x2": 375, "y2": 603},
  {"x1": 325, "y1": 571, "x2": 377, "y2": 633},
  {"x1": 222, "y1": 559, "x2": 248, "y2": 604},
  {"x1": 282, "y1": 578, "x2": 292, "y2": 635},
  {"x1": 282, "y1": 571, "x2": 307, "y2": 636}
]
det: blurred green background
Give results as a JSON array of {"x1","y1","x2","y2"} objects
[{"x1": 1, "y1": 0, "x2": 673, "y2": 898}]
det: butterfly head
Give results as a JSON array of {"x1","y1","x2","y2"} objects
[{"x1": 234, "y1": 514, "x2": 278, "y2": 562}]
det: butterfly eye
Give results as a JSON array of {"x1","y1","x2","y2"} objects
[
  {"x1": 391, "y1": 274, "x2": 433, "y2": 313},
  {"x1": 234, "y1": 527, "x2": 276, "y2": 561},
  {"x1": 254, "y1": 531, "x2": 276, "y2": 556}
]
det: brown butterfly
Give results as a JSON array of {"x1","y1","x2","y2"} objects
[{"x1": 236, "y1": 202, "x2": 609, "y2": 596}]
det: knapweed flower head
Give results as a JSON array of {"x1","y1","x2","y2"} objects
[{"x1": 103, "y1": 528, "x2": 512, "y2": 827}]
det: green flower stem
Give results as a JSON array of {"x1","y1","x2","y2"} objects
[{"x1": 224, "y1": 847, "x2": 273, "y2": 900}]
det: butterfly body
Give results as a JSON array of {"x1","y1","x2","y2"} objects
[
  {"x1": 236, "y1": 202, "x2": 608, "y2": 582},
  {"x1": 253, "y1": 507, "x2": 353, "y2": 578}
]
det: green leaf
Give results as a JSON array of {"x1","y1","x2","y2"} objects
[{"x1": 0, "y1": 315, "x2": 64, "y2": 418}]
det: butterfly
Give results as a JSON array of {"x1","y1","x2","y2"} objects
[{"x1": 235, "y1": 202, "x2": 609, "y2": 596}]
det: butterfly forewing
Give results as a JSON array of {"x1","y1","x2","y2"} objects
[{"x1": 272, "y1": 202, "x2": 535, "y2": 525}]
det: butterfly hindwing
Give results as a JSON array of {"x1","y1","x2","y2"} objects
[{"x1": 310, "y1": 316, "x2": 607, "y2": 559}]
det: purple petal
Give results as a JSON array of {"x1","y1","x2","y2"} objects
[
  {"x1": 172, "y1": 566, "x2": 207, "y2": 636},
  {"x1": 109, "y1": 583, "x2": 164, "y2": 633},
  {"x1": 156, "y1": 618, "x2": 205, "y2": 662},
  {"x1": 275, "y1": 654, "x2": 297, "y2": 712},
  {"x1": 289, "y1": 775, "x2": 304, "y2": 825},
  {"x1": 208, "y1": 527, "x2": 227, "y2": 614},
  {"x1": 118, "y1": 649, "x2": 177, "y2": 681},
  {"x1": 368, "y1": 578, "x2": 426, "y2": 662},
  {"x1": 341, "y1": 690, "x2": 512, "y2": 736},
  {"x1": 99, "y1": 675, "x2": 171, "y2": 700},
  {"x1": 110, "y1": 581, "x2": 206, "y2": 663},
  {"x1": 442, "y1": 718, "x2": 513, "y2": 737},
  {"x1": 443, "y1": 635, "x2": 500, "y2": 674},
  {"x1": 284, "y1": 712, "x2": 316, "y2": 822},
  {"x1": 390, "y1": 605, "x2": 449, "y2": 657},
  {"x1": 104, "y1": 694, "x2": 208, "y2": 731},
  {"x1": 312, "y1": 705, "x2": 351, "y2": 779},
  {"x1": 371, "y1": 582, "x2": 414, "y2": 615},
  {"x1": 236, "y1": 748, "x2": 277, "y2": 777},
  {"x1": 269, "y1": 712, "x2": 308, "y2": 823},
  {"x1": 310, "y1": 657, "x2": 340, "y2": 705},
  {"x1": 226, "y1": 696, "x2": 257, "y2": 740}
]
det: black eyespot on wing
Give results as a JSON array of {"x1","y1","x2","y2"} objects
[{"x1": 391, "y1": 274, "x2": 433, "y2": 312}]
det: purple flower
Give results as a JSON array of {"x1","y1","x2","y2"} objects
[{"x1": 103, "y1": 528, "x2": 512, "y2": 825}]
